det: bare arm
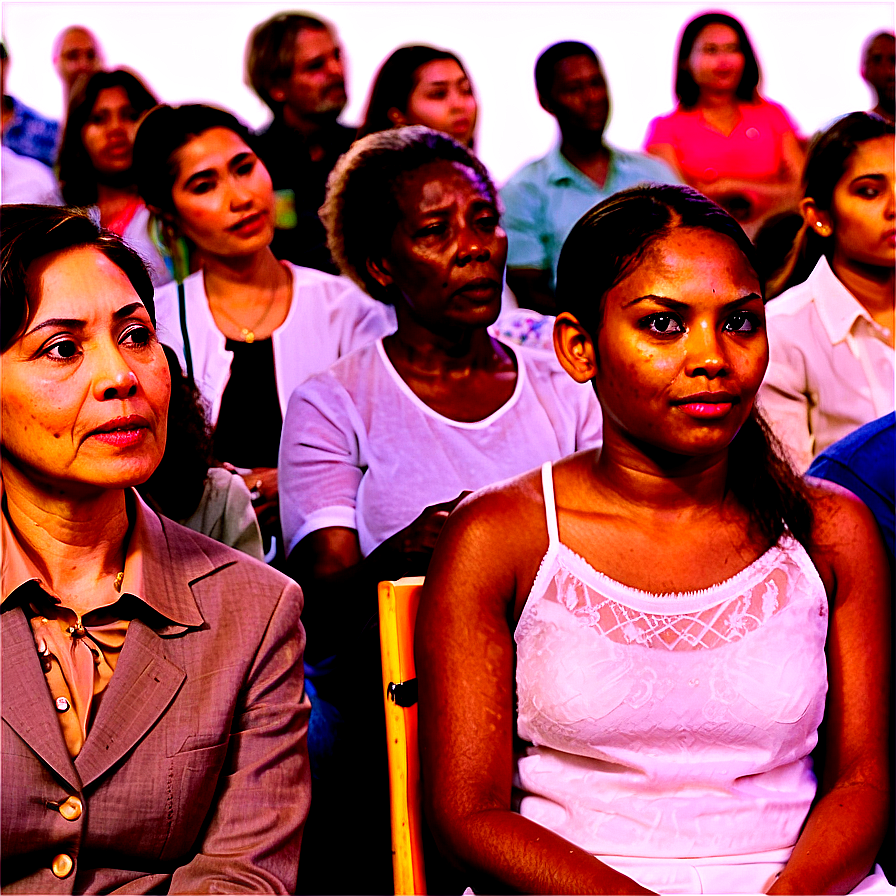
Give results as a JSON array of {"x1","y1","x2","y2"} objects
[
  {"x1": 769, "y1": 483, "x2": 890, "y2": 894},
  {"x1": 417, "y1": 485, "x2": 656, "y2": 895}
]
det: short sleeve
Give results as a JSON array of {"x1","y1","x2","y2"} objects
[
  {"x1": 500, "y1": 175, "x2": 550, "y2": 271},
  {"x1": 643, "y1": 113, "x2": 676, "y2": 153},
  {"x1": 278, "y1": 372, "x2": 364, "y2": 556},
  {"x1": 761, "y1": 100, "x2": 801, "y2": 138}
]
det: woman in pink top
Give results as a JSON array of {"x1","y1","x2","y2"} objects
[{"x1": 645, "y1": 12, "x2": 804, "y2": 238}]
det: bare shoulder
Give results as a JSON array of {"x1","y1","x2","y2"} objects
[{"x1": 803, "y1": 476, "x2": 890, "y2": 601}]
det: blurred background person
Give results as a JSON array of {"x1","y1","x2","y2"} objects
[
  {"x1": 57, "y1": 68, "x2": 169, "y2": 285},
  {"x1": 502, "y1": 41, "x2": 677, "y2": 313},
  {"x1": 645, "y1": 12, "x2": 805, "y2": 239},
  {"x1": 1, "y1": 39, "x2": 59, "y2": 168},
  {"x1": 862, "y1": 30, "x2": 895, "y2": 123},
  {"x1": 245, "y1": 12, "x2": 353, "y2": 272},
  {"x1": 134, "y1": 103, "x2": 394, "y2": 562},
  {"x1": 357, "y1": 44, "x2": 477, "y2": 147},
  {"x1": 761, "y1": 112, "x2": 894, "y2": 470},
  {"x1": 52, "y1": 25, "x2": 104, "y2": 109}
]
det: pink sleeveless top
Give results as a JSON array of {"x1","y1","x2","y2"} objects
[{"x1": 514, "y1": 462, "x2": 829, "y2": 863}]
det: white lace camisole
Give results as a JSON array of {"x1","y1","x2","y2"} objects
[{"x1": 514, "y1": 462, "x2": 833, "y2": 891}]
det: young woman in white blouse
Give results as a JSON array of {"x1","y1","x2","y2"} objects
[{"x1": 760, "y1": 112, "x2": 894, "y2": 471}]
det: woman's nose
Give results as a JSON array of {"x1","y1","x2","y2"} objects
[
  {"x1": 228, "y1": 180, "x2": 253, "y2": 209},
  {"x1": 93, "y1": 345, "x2": 139, "y2": 400},
  {"x1": 456, "y1": 231, "x2": 490, "y2": 266},
  {"x1": 685, "y1": 322, "x2": 728, "y2": 378}
]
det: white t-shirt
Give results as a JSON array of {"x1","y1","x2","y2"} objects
[
  {"x1": 154, "y1": 263, "x2": 397, "y2": 425},
  {"x1": 279, "y1": 337, "x2": 603, "y2": 557},
  {"x1": 759, "y1": 256, "x2": 895, "y2": 471}
]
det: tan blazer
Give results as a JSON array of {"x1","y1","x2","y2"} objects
[{"x1": 1, "y1": 499, "x2": 310, "y2": 894}]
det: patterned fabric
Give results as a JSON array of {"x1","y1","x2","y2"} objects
[{"x1": 1, "y1": 96, "x2": 59, "y2": 168}]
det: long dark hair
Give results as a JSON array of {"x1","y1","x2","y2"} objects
[
  {"x1": 57, "y1": 68, "x2": 158, "y2": 206},
  {"x1": 768, "y1": 111, "x2": 895, "y2": 297},
  {"x1": 557, "y1": 184, "x2": 814, "y2": 549},
  {"x1": 675, "y1": 12, "x2": 761, "y2": 108},
  {"x1": 357, "y1": 45, "x2": 473, "y2": 142},
  {"x1": 1, "y1": 204, "x2": 155, "y2": 352}
]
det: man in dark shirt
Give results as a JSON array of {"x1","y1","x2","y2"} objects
[{"x1": 245, "y1": 12, "x2": 355, "y2": 272}]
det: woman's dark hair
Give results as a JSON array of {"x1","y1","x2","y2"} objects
[
  {"x1": 675, "y1": 12, "x2": 761, "y2": 108},
  {"x1": 357, "y1": 45, "x2": 472, "y2": 142},
  {"x1": 768, "y1": 111, "x2": 895, "y2": 297},
  {"x1": 321, "y1": 125, "x2": 499, "y2": 304},
  {"x1": 133, "y1": 103, "x2": 257, "y2": 280},
  {"x1": 137, "y1": 344, "x2": 213, "y2": 520},
  {"x1": 1, "y1": 204, "x2": 155, "y2": 352},
  {"x1": 556, "y1": 183, "x2": 814, "y2": 549},
  {"x1": 57, "y1": 68, "x2": 158, "y2": 206}
]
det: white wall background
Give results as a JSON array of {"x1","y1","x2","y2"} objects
[{"x1": 1, "y1": 1, "x2": 892, "y2": 184}]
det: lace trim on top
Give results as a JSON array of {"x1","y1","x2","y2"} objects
[{"x1": 517, "y1": 462, "x2": 818, "y2": 652}]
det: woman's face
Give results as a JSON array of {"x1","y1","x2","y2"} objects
[
  {"x1": 826, "y1": 135, "x2": 896, "y2": 270},
  {"x1": 169, "y1": 127, "x2": 275, "y2": 259},
  {"x1": 394, "y1": 60, "x2": 477, "y2": 146},
  {"x1": 592, "y1": 226, "x2": 766, "y2": 457},
  {"x1": 687, "y1": 24, "x2": 745, "y2": 96},
  {"x1": 1, "y1": 246, "x2": 169, "y2": 497},
  {"x1": 81, "y1": 86, "x2": 142, "y2": 176},
  {"x1": 372, "y1": 159, "x2": 507, "y2": 331}
]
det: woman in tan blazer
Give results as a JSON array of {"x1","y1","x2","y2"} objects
[{"x1": 0, "y1": 204, "x2": 310, "y2": 894}]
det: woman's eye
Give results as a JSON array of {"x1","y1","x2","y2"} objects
[
  {"x1": 190, "y1": 180, "x2": 215, "y2": 195},
  {"x1": 857, "y1": 185, "x2": 881, "y2": 198},
  {"x1": 724, "y1": 311, "x2": 761, "y2": 333},
  {"x1": 476, "y1": 214, "x2": 498, "y2": 231},
  {"x1": 43, "y1": 339, "x2": 80, "y2": 361},
  {"x1": 121, "y1": 324, "x2": 154, "y2": 347},
  {"x1": 418, "y1": 222, "x2": 447, "y2": 237},
  {"x1": 426, "y1": 89, "x2": 448, "y2": 101},
  {"x1": 236, "y1": 161, "x2": 255, "y2": 176},
  {"x1": 642, "y1": 313, "x2": 684, "y2": 334}
]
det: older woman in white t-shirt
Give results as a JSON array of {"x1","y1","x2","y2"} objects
[{"x1": 277, "y1": 127, "x2": 601, "y2": 894}]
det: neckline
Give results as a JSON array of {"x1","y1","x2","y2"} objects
[{"x1": 374, "y1": 337, "x2": 527, "y2": 429}]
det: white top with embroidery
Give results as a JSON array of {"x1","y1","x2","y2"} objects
[{"x1": 515, "y1": 463, "x2": 830, "y2": 868}]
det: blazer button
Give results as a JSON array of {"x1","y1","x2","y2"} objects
[
  {"x1": 51, "y1": 854, "x2": 74, "y2": 878},
  {"x1": 58, "y1": 796, "x2": 83, "y2": 821}
]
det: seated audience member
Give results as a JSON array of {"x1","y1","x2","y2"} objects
[
  {"x1": 133, "y1": 103, "x2": 394, "y2": 559},
  {"x1": 1, "y1": 204, "x2": 310, "y2": 894},
  {"x1": 862, "y1": 31, "x2": 895, "y2": 124},
  {"x1": 138, "y1": 345, "x2": 264, "y2": 560},
  {"x1": 809, "y1": 411, "x2": 895, "y2": 884},
  {"x1": 0, "y1": 40, "x2": 59, "y2": 168},
  {"x1": 278, "y1": 126, "x2": 602, "y2": 894},
  {"x1": 760, "y1": 112, "x2": 894, "y2": 471},
  {"x1": 57, "y1": 69, "x2": 169, "y2": 286},
  {"x1": 501, "y1": 41, "x2": 677, "y2": 313},
  {"x1": 53, "y1": 26, "x2": 104, "y2": 109},
  {"x1": 245, "y1": 12, "x2": 354, "y2": 272},
  {"x1": 357, "y1": 44, "x2": 477, "y2": 147},
  {"x1": 645, "y1": 12, "x2": 804, "y2": 239},
  {"x1": 417, "y1": 184, "x2": 892, "y2": 896}
]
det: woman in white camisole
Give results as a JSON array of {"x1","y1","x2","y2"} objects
[{"x1": 417, "y1": 184, "x2": 892, "y2": 895}]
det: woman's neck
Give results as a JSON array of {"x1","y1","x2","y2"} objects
[
  {"x1": 96, "y1": 182, "x2": 139, "y2": 226},
  {"x1": 695, "y1": 88, "x2": 739, "y2": 111},
  {"x1": 202, "y1": 248, "x2": 284, "y2": 299},
  {"x1": 2, "y1": 470, "x2": 130, "y2": 608},
  {"x1": 831, "y1": 252, "x2": 896, "y2": 334}
]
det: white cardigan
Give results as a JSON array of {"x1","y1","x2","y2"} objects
[{"x1": 154, "y1": 263, "x2": 396, "y2": 425}]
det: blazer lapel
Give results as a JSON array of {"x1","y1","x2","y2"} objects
[
  {"x1": 2, "y1": 606, "x2": 82, "y2": 791},
  {"x1": 75, "y1": 618, "x2": 186, "y2": 787}
]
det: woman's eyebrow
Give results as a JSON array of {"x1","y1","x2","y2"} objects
[
  {"x1": 622, "y1": 292, "x2": 762, "y2": 310},
  {"x1": 23, "y1": 304, "x2": 144, "y2": 338}
]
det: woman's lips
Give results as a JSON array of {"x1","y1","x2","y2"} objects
[
  {"x1": 453, "y1": 278, "x2": 500, "y2": 303},
  {"x1": 88, "y1": 416, "x2": 149, "y2": 447},
  {"x1": 672, "y1": 393, "x2": 738, "y2": 420},
  {"x1": 229, "y1": 212, "x2": 267, "y2": 237}
]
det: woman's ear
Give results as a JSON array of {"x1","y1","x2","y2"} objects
[
  {"x1": 366, "y1": 255, "x2": 394, "y2": 290},
  {"x1": 554, "y1": 312, "x2": 598, "y2": 384},
  {"x1": 387, "y1": 107, "x2": 408, "y2": 127},
  {"x1": 800, "y1": 198, "x2": 833, "y2": 238}
]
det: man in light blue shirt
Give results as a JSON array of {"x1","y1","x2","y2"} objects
[{"x1": 501, "y1": 41, "x2": 677, "y2": 312}]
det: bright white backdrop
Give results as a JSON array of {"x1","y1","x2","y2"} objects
[{"x1": 1, "y1": 1, "x2": 892, "y2": 184}]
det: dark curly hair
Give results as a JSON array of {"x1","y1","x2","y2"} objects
[
  {"x1": 321, "y1": 125, "x2": 499, "y2": 304},
  {"x1": 557, "y1": 183, "x2": 814, "y2": 550}
]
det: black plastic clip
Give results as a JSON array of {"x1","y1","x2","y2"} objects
[{"x1": 387, "y1": 678, "x2": 418, "y2": 708}]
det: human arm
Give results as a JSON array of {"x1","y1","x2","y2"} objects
[
  {"x1": 168, "y1": 578, "x2": 311, "y2": 894},
  {"x1": 416, "y1": 484, "x2": 655, "y2": 895},
  {"x1": 768, "y1": 484, "x2": 890, "y2": 895}
]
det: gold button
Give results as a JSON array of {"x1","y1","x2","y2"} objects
[
  {"x1": 51, "y1": 853, "x2": 73, "y2": 878},
  {"x1": 58, "y1": 796, "x2": 82, "y2": 821}
]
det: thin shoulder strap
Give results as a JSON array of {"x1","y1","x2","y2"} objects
[
  {"x1": 177, "y1": 281, "x2": 195, "y2": 388},
  {"x1": 540, "y1": 461, "x2": 560, "y2": 546}
]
